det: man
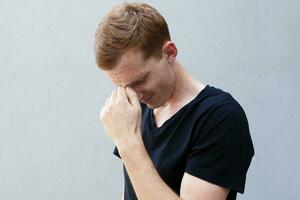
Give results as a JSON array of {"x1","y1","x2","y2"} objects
[{"x1": 94, "y1": 2, "x2": 254, "y2": 200}]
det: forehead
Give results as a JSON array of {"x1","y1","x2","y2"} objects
[{"x1": 106, "y1": 48, "x2": 148, "y2": 86}]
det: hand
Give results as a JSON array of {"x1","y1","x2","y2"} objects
[{"x1": 100, "y1": 87, "x2": 142, "y2": 148}]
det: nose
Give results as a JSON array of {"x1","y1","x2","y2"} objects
[
  {"x1": 138, "y1": 92, "x2": 145, "y2": 100},
  {"x1": 132, "y1": 87, "x2": 144, "y2": 100}
]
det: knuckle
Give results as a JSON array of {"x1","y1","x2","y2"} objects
[
  {"x1": 100, "y1": 110, "x2": 105, "y2": 121},
  {"x1": 100, "y1": 107, "x2": 108, "y2": 121}
]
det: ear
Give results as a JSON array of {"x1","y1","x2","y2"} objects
[{"x1": 162, "y1": 41, "x2": 178, "y2": 64}]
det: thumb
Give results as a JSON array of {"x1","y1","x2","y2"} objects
[{"x1": 125, "y1": 87, "x2": 140, "y2": 108}]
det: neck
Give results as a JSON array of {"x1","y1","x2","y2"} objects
[{"x1": 157, "y1": 61, "x2": 205, "y2": 110}]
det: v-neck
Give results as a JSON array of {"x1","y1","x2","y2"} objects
[{"x1": 149, "y1": 84, "x2": 210, "y2": 131}]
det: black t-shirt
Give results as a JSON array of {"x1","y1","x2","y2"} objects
[{"x1": 113, "y1": 85, "x2": 255, "y2": 200}]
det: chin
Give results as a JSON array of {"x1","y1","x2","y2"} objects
[
  {"x1": 144, "y1": 95, "x2": 165, "y2": 109},
  {"x1": 145, "y1": 100, "x2": 162, "y2": 109},
  {"x1": 145, "y1": 103, "x2": 155, "y2": 109}
]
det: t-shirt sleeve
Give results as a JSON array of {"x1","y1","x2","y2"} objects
[
  {"x1": 185, "y1": 103, "x2": 255, "y2": 194},
  {"x1": 113, "y1": 146, "x2": 121, "y2": 158}
]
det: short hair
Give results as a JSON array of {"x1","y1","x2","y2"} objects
[{"x1": 94, "y1": 2, "x2": 171, "y2": 70}]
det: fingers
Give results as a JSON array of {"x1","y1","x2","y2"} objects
[
  {"x1": 107, "y1": 87, "x2": 128, "y2": 106},
  {"x1": 106, "y1": 87, "x2": 135, "y2": 107},
  {"x1": 125, "y1": 87, "x2": 140, "y2": 107},
  {"x1": 103, "y1": 89, "x2": 117, "y2": 108},
  {"x1": 104, "y1": 96, "x2": 110, "y2": 107},
  {"x1": 111, "y1": 89, "x2": 117, "y2": 101},
  {"x1": 117, "y1": 87, "x2": 128, "y2": 103}
]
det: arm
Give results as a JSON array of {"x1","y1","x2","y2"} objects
[
  {"x1": 180, "y1": 172, "x2": 229, "y2": 200},
  {"x1": 118, "y1": 136, "x2": 229, "y2": 200},
  {"x1": 118, "y1": 138, "x2": 179, "y2": 200}
]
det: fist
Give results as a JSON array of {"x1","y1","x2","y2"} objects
[{"x1": 100, "y1": 87, "x2": 142, "y2": 147}]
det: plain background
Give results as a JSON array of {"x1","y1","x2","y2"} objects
[{"x1": 1, "y1": 0, "x2": 299, "y2": 199}]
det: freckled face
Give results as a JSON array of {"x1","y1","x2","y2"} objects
[{"x1": 106, "y1": 48, "x2": 176, "y2": 109}]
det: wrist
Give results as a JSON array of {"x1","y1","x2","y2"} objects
[{"x1": 117, "y1": 133, "x2": 145, "y2": 157}]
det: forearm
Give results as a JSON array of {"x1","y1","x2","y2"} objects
[{"x1": 118, "y1": 134, "x2": 181, "y2": 200}]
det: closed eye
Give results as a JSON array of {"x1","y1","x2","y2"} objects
[{"x1": 129, "y1": 73, "x2": 149, "y2": 87}]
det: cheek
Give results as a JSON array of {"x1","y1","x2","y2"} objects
[
  {"x1": 141, "y1": 72, "x2": 168, "y2": 96},
  {"x1": 134, "y1": 84, "x2": 150, "y2": 99},
  {"x1": 138, "y1": 78, "x2": 154, "y2": 93}
]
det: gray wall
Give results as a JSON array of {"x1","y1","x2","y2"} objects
[{"x1": 1, "y1": 0, "x2": 299, "y2": 199}]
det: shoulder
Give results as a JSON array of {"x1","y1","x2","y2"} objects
[
  {"x1": 192, "y1": 85, "x2": 246, "y2": 120},
  {"x1": 189, "y1": 85, "x2": 250, "y2": 140},
  {"x1": 198, "y1": 85, "x2": 241, "y2": 108}
]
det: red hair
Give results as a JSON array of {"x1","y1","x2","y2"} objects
[{"x1": 94, "y1": 2, "x2": 171, "y2": 70}]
